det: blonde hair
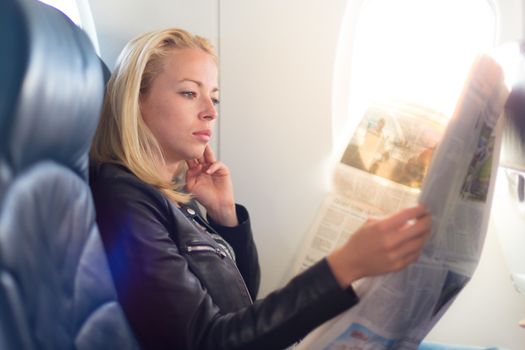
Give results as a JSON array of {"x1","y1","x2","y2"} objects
[{"x1": 90, "y1": 28, "x2": 217, "y2": 203}]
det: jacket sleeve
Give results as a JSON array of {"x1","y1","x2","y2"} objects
[
  {"x1": 207, "y1": 204, "x2": 260, "y2": 301},
  {"x1": 92, "y1": 174, "x2": 359, "y2": 350}
]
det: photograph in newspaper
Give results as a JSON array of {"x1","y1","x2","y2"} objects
[
  {"x1": 460, "y1": 123, "x2": 496, "y2": 202},
  {"x1": 338, "y1": 102, "x2": 446, "y2": 190},
  {"x1": 294, "y1": 101, "x2": 448, "y2": 275}
]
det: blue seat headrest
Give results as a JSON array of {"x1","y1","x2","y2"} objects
[
  {"x1": 0, "y1": 0, "x2": 104, "y2": 180},
  {"x1": 0, "y1": 0, "x2": 28, "y2": 155}
]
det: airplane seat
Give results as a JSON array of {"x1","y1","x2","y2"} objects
[
  {"x1": 0, "y1": 0, "x2": 26, "y2": 200},
  {"x1": 0, "y1": 0, "x2": 139, "y2": 348},
  {"x1": 99, "y1": 57, "x2": 112, "y2": 85}
]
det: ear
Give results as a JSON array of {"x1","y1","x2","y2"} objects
[{"x1": 138, "y1": 92, "x2": 146, "y2": 116}]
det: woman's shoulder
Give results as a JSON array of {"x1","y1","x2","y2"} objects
[
  {"x1": 89, "y1": 160, "x2": 177, "y2": 241},
  {"x1": 89, "y1": 160, "x2": 167, "y2": 207},
  {"x1": 89, "y1": 160, "x2": 135, "y2": 183}
]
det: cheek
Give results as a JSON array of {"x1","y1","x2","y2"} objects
[
  {"x1": 139, "y1": 96, "x2": 161, "y2": 129},
  {"x1": 141, "y1": 95, "x2": 195, "y2": 141},
  {"x1": 142, "y1": 99, "x2": 175, "y2": 130},
  {"x1": 152, "y1": 110, "x2": 193, "y2": 148}
]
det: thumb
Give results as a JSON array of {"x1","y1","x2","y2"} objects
[
  {"x1": 364, "y1": 217, "x2": 380, "y2": 227},
  {"x1": 185, "y1": 166, "x2": 200, "y2": 188}
]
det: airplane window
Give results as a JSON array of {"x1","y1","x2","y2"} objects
[
  {"x1": 333, "y1": 0, "x2": 497, "y2": 155},
  {"x1": 38, "y1": 0, "x2": 100, "y2": 54}
]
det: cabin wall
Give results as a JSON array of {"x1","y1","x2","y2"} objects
[
  {"x1": 89, "y1": 0, "x2": 219, "y2": 69},
  {"x1": 219, "y1": 0, "x2": 347, "y2": 296}
]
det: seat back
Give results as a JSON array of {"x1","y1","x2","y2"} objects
[{"x1": 0, "y1": 0, "x2": 139, "y2": 348}]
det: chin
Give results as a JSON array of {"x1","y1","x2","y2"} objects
[
  {"x1": 171, "y1": 143, "x2": 208, "y2": 162},
  {"x1": 186, "y1": 147, "x2": 207, "y2": 160}
]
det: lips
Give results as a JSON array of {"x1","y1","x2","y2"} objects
[{"x1": 193, "y1": 129, "x2": 212, "y2": 142}]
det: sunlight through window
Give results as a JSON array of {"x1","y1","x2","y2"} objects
[{"x1": 333, "y1": 0, "x2": 497, "y2": 159}]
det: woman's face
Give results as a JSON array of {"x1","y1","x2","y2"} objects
[{"x1": 140, "y1": 48, "x2": 219, "y2": 164}]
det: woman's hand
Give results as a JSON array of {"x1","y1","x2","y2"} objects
[
  {"x1": 327, "y1": 204, "x2": 432, "y2": 288},
  {"x1": 185, "y1": 145, "x2": 238, "y2": 227}
]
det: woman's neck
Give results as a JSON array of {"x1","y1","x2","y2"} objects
[{"x1": 160, "y1": 160, "x2": 182, "y2": 183}]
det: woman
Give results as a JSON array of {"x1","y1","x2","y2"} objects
[{"x1": 89, "y1": 28, "x2": 431, "y2": 350}]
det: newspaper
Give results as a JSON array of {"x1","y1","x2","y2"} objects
[{"x1": 292, "y1": 55, "x2": 509, "y2": 349}]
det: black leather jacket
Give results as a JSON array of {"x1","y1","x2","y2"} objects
[{"x1": 90, "y1": 162, "x2": 359, "y2": 350}]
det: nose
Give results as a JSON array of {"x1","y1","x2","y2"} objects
[{"x1": 199, "y1": 96, "x2": 218, "y2": 121}]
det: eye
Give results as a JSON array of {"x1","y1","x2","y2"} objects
[
  {"x1": 211, "y1": 98, "x2": 220, "y2": 106},
  {"x1": 180, "y1": 91, "x2": 196, "y2": 99}
]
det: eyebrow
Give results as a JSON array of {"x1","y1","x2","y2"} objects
[{"x1": 179, "y1": 78, "x2": 219, "y2": 92}]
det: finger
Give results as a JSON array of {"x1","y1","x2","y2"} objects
[
  {"x1": 364, "y1": 217, "x2": 379, "y2": 227},
  {"x1": 203, "y1": 145, "x2": 216, "y2": 164},
  {"x1": 400, "y1": 213, "x2": 432, "y2": 240},
  {"x1": 379, "y1": 204, "x2": 429, "y2": 230},
  {"x1": 397, "y1": 229, "x2": 428, "y2": 256},
  {"x1": 401, "y1": 210, "x2": 431, "y2": 230},
  {"x1": 392, "y1": 250, "x2": 422, "y2": 272},
  {"x1": 186, "y1": 163, "x2": 203, "y2": 179},
  {"x1": 185, "y1": 170, "x2": 196, "y2": 185},
  {"x1": 386, "y1": 235, "x2": 427, "y2": 272},
  {"x1": 187, "y1": 163, "x2": 202, "y2": 173},
  {"x1": 389, "y1": 215, "x2": 431, "y2": 250},
  {"x1": 185, "y1": 170, "x2": 196, "y2": 188},
  {"x1": 205, "y1": 161, "x2": 226, "y2": 175},
  {"x1": 186, "y1": 159, "x2": 198, "y2": 169},
  {"x1": 402, "y1": 243, "x2": 426, "y2": 265}
]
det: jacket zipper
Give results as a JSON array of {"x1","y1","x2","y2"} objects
[
  {"x1": 185, "y1": 243, "x2": 252, "y2": 303},
  {"x1": 185, "y1": 244, "x2": 227, "y2": 258}
]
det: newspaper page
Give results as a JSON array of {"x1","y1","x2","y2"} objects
[{"x1": 293, "y1": 55, "x2": 509, "y2": 349}]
